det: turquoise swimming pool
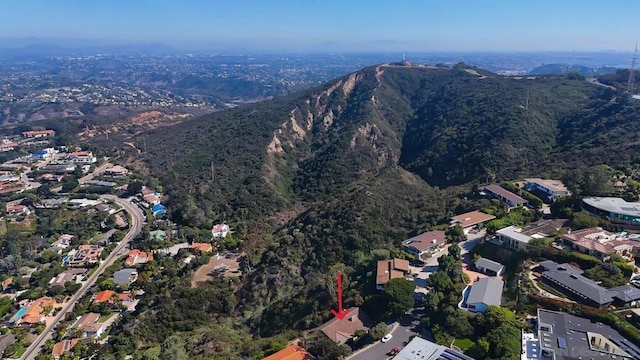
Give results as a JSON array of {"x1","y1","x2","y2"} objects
[{"x1": 9, "y1": 305, "x2": 28, "y2": 323}]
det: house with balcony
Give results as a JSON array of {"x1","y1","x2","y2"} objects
[{"x1": 402, "y1": 230, "x2": 447, "y2": 261}]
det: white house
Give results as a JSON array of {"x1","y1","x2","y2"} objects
[
  {"x1": 212, "y1": 223, "x2": 230, "y2": 238},
  {"x1": 474, "y1": 257, "x2": 505, "y2": 276},
  {"x1": 495, "y1": 226, "x2": 532, "y2": 251}
]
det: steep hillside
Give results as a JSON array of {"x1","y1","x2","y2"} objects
[{"x1": 142, "y1": 63, "x2": 638, "y2": 225}]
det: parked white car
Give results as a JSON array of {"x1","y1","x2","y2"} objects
[{"x1": 381, "y1": 334, "x2": 393, "y2": 343}]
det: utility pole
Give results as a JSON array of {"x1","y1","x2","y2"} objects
[
  {"x1": 211, "y1": 161, "x2": 215, "y2": 181},
  {"x1": 142, "y1": 137, "x2": 147, "y2": 153},
  {"x1": 628, "y1": 42, "x2": 638, "y2": 93},
  {"x1": 525, "y1": 88, "x2": 530, "y2": 111}
]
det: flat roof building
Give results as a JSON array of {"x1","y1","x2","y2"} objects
[
  {"x1": 392, "y1": 336, "x2": 473, "y2": 360},
  {"x1": 495, "y1": 226, "x2": 532, "y2": 251},
  {"x1": 523, "y1": 178, "x2": 571, "y2": 202}
]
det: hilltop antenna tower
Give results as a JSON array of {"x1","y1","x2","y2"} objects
[
  {"x1": 402, "y1": 53, "x2": 406, "y2": 62},
  {"x1": 525, "y1": 88, "x2": 530, "y2": 111},
  {"x1": 628, "y1": 42, "x2": 638, "y2": 93}
]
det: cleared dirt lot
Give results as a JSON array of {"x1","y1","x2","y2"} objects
[{"x1": 191, "y1": 252, "x2": 243, "y2": 287}]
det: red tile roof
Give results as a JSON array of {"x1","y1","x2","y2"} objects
[
  {"x1": 376, "y1": 259, "x2": 410, "y2": 287},
  {"x1": 263, "y1": 344, "x2": 314, "y2": 360},
  {"x1": 93, "y1": 290, "x2": 115, "y2": 304},
  {"x1": 52, "y1": 339, "x2": 79, "y2": 359}
]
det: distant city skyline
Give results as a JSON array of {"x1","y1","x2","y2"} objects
[{"x1": 1, "y1": 0, "x2": 639, "y2": 52}]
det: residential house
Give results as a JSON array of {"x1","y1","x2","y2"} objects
[
  {"x1": 84, "y1": 180, "x2": 116, "y2": 188},
  {"x1": 212, "y1": 223, "x2": 230, "y2": 238},
  {"x1": 23, "y1": 130, "x2": 55, "y2": 138},
  {"x1": 474, "y1": 258, "x2": 504, "y2": 276},
  {"x1": 32, "y1": 149, "x2": 52, "y2": 160},
  {"x1": 495, "y1": 226, "x2": 532, "y2": 250},
  {"x1": 141, "y1": 187, "x2": 156, "y2": 196},
  {"x1": 125, "y1": 249, "x2": 153, "y2": 266},
  {"x1": 402, "y1": 230, "x2": 447, "y2": 260},
  {"x1": 65, "y1": 245, "x2": 103, "y2": 267},
  {"x1": 191, "y1": 242, "x2": 213, "y2": 253},
  {"x1": 52, "y1": 339, "x2": 79, "y2": 360},
  {"x1": 0, "y1": 334, "x2": 16, "y2": 358},
  {"x1": 262, "y1": 343, "x2": 315, "y2": 360},
  {"x1": 73, "y1": 312, "x2": 107, "y2": 339},
  {"x1": 465, "y1": 277, "x2": 503, "y2": 313},
  {"x1": 0, "y1": 142, "x2": 18, "y2": 152},
  {"x1": 538, "y1": 261, "x2": 614, "y2": 308},
  {"x1": 95, "y1": 203, "x2": 116, "y2": 214},
  {"x1": 51, "y1": 234, "x2": 73, "y2": 253},
  {"x1": 104, "y1": 165, "x2": 129, "y2": 177},
  {"x1": 18, "y1": 297, "x2": 57, "y2": 325},
  {"x1": 2, "y1": 277, "x2": 13, "y2": 293},
  {"x1": 68, "y1": 198, "x2": 101, "y2": 209},
  {"x1": 450, "y1": 210, "x2": 496, "y2": 234},
  {"x1": 582, "y1": 197, "x2": 640, "y2": 226},
  {"x1": 113, "y1": 268, "x2": 138, "y2": 285},
  {"x1": 92, "y1": 290, "x2": 117, "y2": 305},
  {"x1": 392, "y1": 336, "x2": 473, "y2": 360},
  {"x1": 49, "y1": 268, "x2": 87, "y2": 288},
  {"x1": 143, "y1": 193, "x2": 161, "y2": 205},
  {"x1": 42, "y1": 164, "x2": 76, "y2": 174},
  {"x1": 318, "y1": 307, "x2": 372, "y2": 344},
  {"x1": 41, "y1": 173, "x2": 65, "y2": 182},
  {"x1": 523, "y1": 178, "x2": 571, "y2": 202},
  {"x1": 536, "y1": 309, "x2": 640, "y2": 360},
  {"x1": 6, "y1": 204, "x2": 30, "y2": 215},
  {"x1": 610, "y1": 285, "x2": 640, "y2": 307},
  {"x1": 376, "y1": 258, "x2": 410, "y2": 290},
  {"x1": 68, "y1": 151, "x2": 97, "y2": 164},
  {"x1": 520, "y1": 218, "x2": 569, "y2": 237},
  {"x1": 482, "y1": 184, "x2": 528, "y2": 207},
  {"x1": 563, "y1": 227, "x2": 637, "y2": 261}
]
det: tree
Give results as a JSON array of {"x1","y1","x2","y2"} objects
[
  {"x1": 127, "y1": 181, "x2": 144, "y2": 196},
  {"x1": 564, "y1": 166, "x2": 612, "y2": 196},
  {"x1": 61, "y1": 178, "x2": 79, "y2": 192},
  {"x1": 159, "y1": 335, "x2": 188, "y2": 360},
  {"x1": 369, "y1": 322, "x2": 388, "y2": 340},
  {"x1": 570, "y1": 212, "x2": 603, "y2": 230},
  {"x1": 384, "y1": 278, "x2": 416, "y2": 316}
]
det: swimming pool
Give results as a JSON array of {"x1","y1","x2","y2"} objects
[{"x1": 9, "y1": 305, "x2": 28, "y2": 323}]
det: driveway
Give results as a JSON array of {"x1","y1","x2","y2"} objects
[{"x1": 349, "y1": 310, "x2": 424, "y2": 360}]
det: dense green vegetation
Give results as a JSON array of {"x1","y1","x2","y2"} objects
[{"x1": 94, "y1": 64, "x2": 640, "y2": 358}]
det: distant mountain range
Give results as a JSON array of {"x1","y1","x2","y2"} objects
[{"x1": 528, "y1": 63, "x2": 620, "y2": 76}]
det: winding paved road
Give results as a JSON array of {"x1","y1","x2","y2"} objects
[{"x1": 19, "y1": 195, "x2": 144, "y2": 360}]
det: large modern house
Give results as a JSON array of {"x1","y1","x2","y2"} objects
[
  {"x1": 582, "y1": 197, "x2": 640, "y2": 226},
  {"x1": 534, "y1": 309, "x2": 640, "y2": 360},
  {"x1": 402, "y1": 230, "x2": 447, "y2": 261},
  {"x1": 536, "y1": 260, "x2": 640, "y2": 308},
  {"x1": 482, "y1": 184, "x2": 528, "y2": 207},
  {"x1": 523, "y1": 178, "x2": 570, "y2": 202}
]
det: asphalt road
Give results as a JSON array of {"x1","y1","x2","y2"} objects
[
  {"x1": 19, "y1": 195, "x2": 144, "y2": 360},
  {"x1": 349, "y1": 310, "x2": 423, "y2": 360}
]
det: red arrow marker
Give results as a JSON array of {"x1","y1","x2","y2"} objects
[{"x1": 331, "y1": 273, "x2": 349, "y2": 320}]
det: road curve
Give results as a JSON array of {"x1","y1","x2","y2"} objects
[{"x1": 19, "y1": 195, "x2": 144, "y2": 360}]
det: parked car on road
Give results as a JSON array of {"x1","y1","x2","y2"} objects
[{"x1": 381, "y1": 334, "x2": 393, "y2": 343}]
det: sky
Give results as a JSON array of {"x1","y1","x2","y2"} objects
[{"x1": 1, "y1": 0, "x2": 639, "y2": 52}]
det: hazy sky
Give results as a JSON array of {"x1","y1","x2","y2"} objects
[{"x1": 1, "y1": 0, "x2": 639, "y2": 51}]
